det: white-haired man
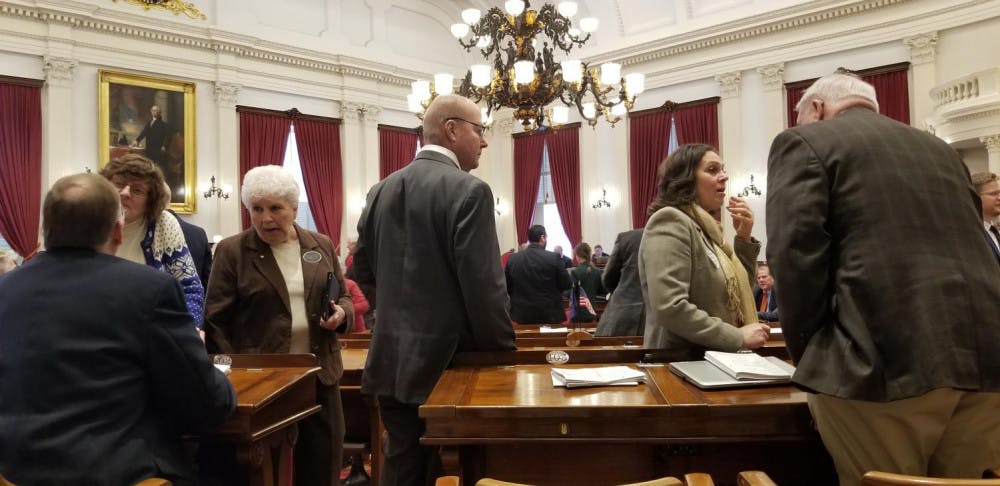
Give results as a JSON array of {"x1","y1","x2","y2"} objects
[{"x1": 766, "y1": 72, "x2": 1000, "y2": 485}]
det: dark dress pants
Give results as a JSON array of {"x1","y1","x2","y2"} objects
[
  {"x1": 377, "y1": 395, "x2": 441, "y2": 486},
  {"x1": 295, "y1": 382, "x2": 345, "y2": 486}
]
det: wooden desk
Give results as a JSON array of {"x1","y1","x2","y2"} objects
[
  {"x1": 340, "y1": 347, "x2": 383, "y2": 486},
  {"x1": 420, "y1": 357, "x2": 834, "y2": 486},
  {"x1": 199, "y1": 354, "x2": 322, "y2": 486}
]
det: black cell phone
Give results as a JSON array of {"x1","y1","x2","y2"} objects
[{"x1": 320, "y1": 271, "x2": 341, "y2": 321}]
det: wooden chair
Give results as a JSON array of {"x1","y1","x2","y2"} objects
[
  {"x1": 738, "y1": 471, "x2": 779, "y2": 486},
  {"x1": 0, "y1": 476, "x2": 171, "y2": 486},
  {"x1": 861, "y1": 471, "x2": 1000, "y2": 485},
  {"x1": 433, "y1": 470, "x2": 777, "y2": 486}
]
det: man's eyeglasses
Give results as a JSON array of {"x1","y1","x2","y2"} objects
[
  {"x1": 980, "y1": 190, "x2": 1000, "y2": 198},
  {"x1": 446, "y1": 117, "x2": 486, "y2": 137}
]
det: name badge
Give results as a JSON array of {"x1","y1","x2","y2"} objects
[{"x1": 302, "y1": 251, "x2": 323, "y2": 264}]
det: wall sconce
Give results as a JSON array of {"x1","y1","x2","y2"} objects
[
  {"x1": 738, "y1": 175, "x2": 762, "y2": 198},
  {"x1": 203, "y1": 175, "x2": 231, "y2": 200},
  {"x1": 592, "y1": 188, "x2": 612, "y2": 209},
  {"x1": 495, "y1": 197, "x2": 510, "y2": 216}
]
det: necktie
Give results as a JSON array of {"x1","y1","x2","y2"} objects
[
  {"x1": 759, "y1": 291, "x2": 769, "y2": 313},
  {"x1": 989, "y1": 226, "x2": 1000, "y2": 262}
]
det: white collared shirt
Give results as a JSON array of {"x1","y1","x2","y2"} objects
[
  {"x1": 985, "y1": 220, "x2": 1000, "y2": 250},
  {"x1": 420, "y1": 144, "x2": 461, "y2": 170}
]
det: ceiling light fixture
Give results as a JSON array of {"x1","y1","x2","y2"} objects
[{"x1": 407, "y1": 0, "x2": 644, "y2": 131}]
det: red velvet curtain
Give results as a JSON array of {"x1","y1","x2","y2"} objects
[
  {"x1": 0, "y1": 81, "x2": 42, "y2": 258},
  {"x1": 513, "y1": 133, "x2": 546, "y2": 244},
  {"x1": 786, "y1": 64, "x2": 910, "y2": 126},
  {"x1": 379, "y1": 126, "x2": 419, "y2": 179},
  {"x1": 545, "y1": 126, "x2": 581, "y2": 246},
  {"x1": 295, "y1": 118, "x2": 343, "y2": 244},
  {"x1": 238, "y1": 110, "x2": 292, "y2": 229},
  {"x1": 674, "y1": 102, "x2": 719, "y2": 148},
  {"x1": 628, "y1": 111, "x2": 671, "y2": 229}
]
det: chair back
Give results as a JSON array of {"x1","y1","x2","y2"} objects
[{"x1": 861, "y1": 471, "x2": 1000, "y2": 486}]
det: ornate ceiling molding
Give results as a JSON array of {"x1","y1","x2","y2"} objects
[{"x1": 0, "y1": 2, "x2": 418, "y2": 88}]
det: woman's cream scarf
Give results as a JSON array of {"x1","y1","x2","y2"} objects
[{"x1": 681, "y1": 204, "x2": 758, "y2": 327}]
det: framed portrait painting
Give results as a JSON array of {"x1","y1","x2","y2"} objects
[{"x1": 98, "y1": 70, "x2": 197, "y2": 213}]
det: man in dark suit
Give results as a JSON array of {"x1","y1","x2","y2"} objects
[
  {"x1": 767, "y1": 73, "x2": 1000, "y2": 485},
  {"x1": 352, "y1": 94, "x2": 516, "y2": 486},
  {"x1": 133, "y1": 105, "x2": 170, "y2": 166},
  {"x1": 168, "y1": 208, "x2": 212, "y2": 289},
  {"x1": 0, "y1": 173, "x2": 235, "y2": 484},
  {"x1": 595, "y1": 229, "x2": 645, "y2": 336},
  {"x1": 506, "y1": 225, "x2": 573, "y2": 324},
  {"x1": 752, "y1": 263, "x2": 778, "y2": 322},
  {"x1": 552, "y1": 245, "x2": 573, "y2": 268},
  {"x1": 971, "y1": 171, "x2": 1000, "y2": 265}
]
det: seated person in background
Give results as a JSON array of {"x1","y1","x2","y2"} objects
[
  {"x1": 0, "y1": 173, "x2": 235, "y2": 484},
  {"x1": 506, "y1": 225, "x2": 572, "y2": 324},
  {"x1": 640, "y1": 144, "x2": 770, "y2": 361},
  {"x1": 552, "y1": 245, "x2": 573, "y2": 268},
  {"x1": 971, "y1": 171, "x2": 1000, "y2": 264},
  {"x1": 344, "y1": 276, "x2": 370, "y2": 333},
  {"x1": 754, "y1": 263, "x2": 779, "y2": 322},
  {"x1": 591, "y1": 244, "x2": 610, "y2": 266},
  {"x1": 571, "y1": 242, "x2": 606, "y2": 301},
  {"x1": 595, "y1": 229, "x2": 645, "y2": 337}
]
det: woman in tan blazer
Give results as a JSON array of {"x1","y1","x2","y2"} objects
[
  {"x1": 639, "y1": 144, "x2": 771, "y2": 361},
  {"x1": 206, "y1": 165, "x2": 353, "y2": 486}
]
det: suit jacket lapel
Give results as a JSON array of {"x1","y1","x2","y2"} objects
[
  {"x1": 245, "y1": 231, "x2": 292, "y2": 316},
  {"x1": 296, "y1": 225, "x2": 324, "y2": 309}
]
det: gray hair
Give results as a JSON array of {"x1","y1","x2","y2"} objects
[
  {"x1": 796, "y1": 73, "x2": 879, "y2": 113},
  {"x1": 240, "y1": 165, "x2": 300, "y2": 210}
]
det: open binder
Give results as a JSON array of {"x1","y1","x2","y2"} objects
[{"x1": 669, "y1": 352, "x2": 794, "y2": 389}]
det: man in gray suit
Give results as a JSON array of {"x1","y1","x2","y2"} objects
[
  {"x1": 352, "y1": 94, "x2": 516, "y2": 486},
  {"x1": 767, "y1": 73, "x2": 1000, "y2": 485}
]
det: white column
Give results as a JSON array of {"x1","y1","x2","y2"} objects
[
  {"x1": 903, "y1": 32, "x2": 938, "y2": 130},
  {"x1": 983, "y1": 135, "x2": 1000, "y2": 175},
  {"x1": 756, "y1": 63, "x2": 786, "y2": 142},
  {"x1": 491, "y1": 117, "x2": 517, "y2": 251},
  {"x1": 715, "y1": 71, "x2": 743, "y2": 243},
  {"x1": 751, "y1": 63, "x2": 785, "y2": 250},
  {"x1": 339, "y1": 101, "x2": 365, "y2": 248},
  {"x1": 41, "y1": 56, "x2": 78, "y2": 187},
  {"x1": 213, "y1": 82, "x2": 241, "y2": 239}
]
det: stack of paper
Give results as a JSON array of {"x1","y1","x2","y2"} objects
[
  {"x1": 704, "y1": 351, "x2": 792, "y2": 380},
  {"x1": 551, "y1": 366, "x2": 646, "y2": 388}
]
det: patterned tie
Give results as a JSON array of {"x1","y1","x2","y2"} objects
[
  {"x1": 989, "y1": 226, "x2": 1000, "y2": 263},
  {"x1": 759, "y1": 291, "x2": 769, "y2": 313}
]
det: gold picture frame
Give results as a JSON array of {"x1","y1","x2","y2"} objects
[{"x1": 98, "y1": 70, "x2": 197, "y2": 213}]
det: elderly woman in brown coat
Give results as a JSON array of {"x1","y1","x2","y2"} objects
[{"x1": 206, "y1": 165, "x2": 352, "y2": 486}]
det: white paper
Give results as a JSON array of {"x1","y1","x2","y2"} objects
[
  {"x1": 550, "y1": 366, "x2": 645, "y2": 388},
  {"x1": 540, "y1": 326, "x2": 569, "y2": 333},
  {"x1": 704, "y1": 351, "x2": 791, "y2": 380}
]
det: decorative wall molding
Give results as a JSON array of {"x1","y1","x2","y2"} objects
[
  {"x1": 213, "y1": 82, "x2": 241, "y2": 108},
  {"x1": 341, "y1": 101, "x2": 364, "y2": 122},
  {"x1": 903, "y1": 31, "x2": 938, "y2": 65},
  {"x1": 982, "y1": 134, "x2": 1000, "y2": 152},
  {"x1": 757, "y1": 63, "x2": 785, "y2": 91},
  {"x1": 0, "y1": 2, "x2": 419, "y2": 88},
  {"x1": 362, "y1": 104, "x2": 383, "y2": 124},
  {"x1": 42, "y1": 55, "x2": 77, "y2": 87},
  {"x1": 716, "y1": 71, "x2": 742, "y2": 99}
]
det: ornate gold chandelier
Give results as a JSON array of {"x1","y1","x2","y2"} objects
[
  {"x1": 407, "y1": 0, "x2": 644, "y2": 131},
  {"x1": 113, "y1": 0, "x2": 207, "y2": 20}
]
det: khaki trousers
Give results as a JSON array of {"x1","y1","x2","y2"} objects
[{"x1": 807, "y1": 389, "x2": 1000, "y2": 486}]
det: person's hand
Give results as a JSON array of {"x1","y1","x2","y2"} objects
[
  {"x1": 740, "y1": 322, "x2": 771, "y2": 349},
  {"x1": 727, "y1": 196, "x2": 754, "y2": 240},
  {"x1": 197, "y1": 328, "x2": 206, "y2": 343},
  {"x1": 320, "y1": 302, "x2": 346, "y2": 331}
]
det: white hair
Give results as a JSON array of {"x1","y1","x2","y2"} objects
[
  {"x1": 796, "y1": 73, "x2": 879, "y2": 113},
  {"x1": 240, "y1": 165, "x2": 300, "y2": 210}
]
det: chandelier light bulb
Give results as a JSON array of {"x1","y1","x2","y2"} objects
[
  {"x1": 568, "y1": 27, "x2": 581, "y2": 38},
  {"x1": 481, "y1": 107, "x2": 494, "y2": 126},
  {"x1": 476, "y1": 36, "x2": 491, "y2": 48},
  {"x1": 450, "y1": 23, "x2": 470, "y2": 38},
  {"x1": 611, "y1": 102, "x2": 627, "y2": 117},
  {"x1": 579, "y1": 17, "x2": 599, "y2": 32},
  {"x1": 461, "y1": 8, "x2": 481, "y2": 25},
  {"x1": 434, "y1": 73, "x2": 454, "y2": 95},
  {"x1": 600, "y1": 62, "x2": 621, "y2": 85},
  {"x1": 412, "y1": 80, "x2": 431, "y2": 101},
  {"x1": 625, "y1": 73, "x2": 646, "y2": 95},
  {"x1": 504, "y1": 0, "x2": 525, "y2": 16},
  {"x1": 407, "y1": 94, "x2": 422, "y2": 113},
  {"x1": 557, "y1": 1, "x2": 578, "y2": 17},
  {"x1": 470, "y1": 64, "x2": 492, "y2": 87},
  {"x1": 514, "y1": 60, "x2": 535, "y2": 85},
  {"x1": 551, "y1": 106, "x2": 570, "y2": 124},
  {"x1": 582, "y1": 102, "x2": 596, "y2": 119},
  {"x1": 560, "y1": 59, "x2": 582, "y2": 83}
]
